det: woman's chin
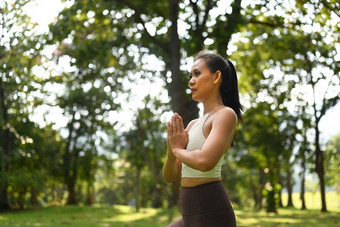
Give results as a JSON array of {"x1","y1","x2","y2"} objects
[{"x1": 191, "y1": 95, "x2": 200, "y2": 102}]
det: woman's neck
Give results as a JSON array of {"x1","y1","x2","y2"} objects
[{"x1": 203, "y1": 101, "x2": 224, "y2": 115}]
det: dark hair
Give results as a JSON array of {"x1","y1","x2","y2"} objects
[{"x1": 195, "y1": 50, "x2": 243, "y2": 123}]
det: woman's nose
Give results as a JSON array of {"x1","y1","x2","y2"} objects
[{"x1": 189, "y1": 77, "x2": 194, "y2": 87}]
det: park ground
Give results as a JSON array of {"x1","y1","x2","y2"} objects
[{"x1": 0, "y1": 192, "x2": 339, "y2": 226}]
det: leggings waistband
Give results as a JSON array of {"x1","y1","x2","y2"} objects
[{"x1": 181, "y1": 180, "x2": 222, "y2": 190}]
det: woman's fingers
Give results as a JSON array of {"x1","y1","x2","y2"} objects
[
  {"x1": 168, "y1": 113, "x2": 188, "y2": 150},
  {"x1": 170, "y1": 113, "x2": 185, "y2": 136},
  {"x1": 173, "y1": 113, "x2": 184, "y2": 133},
  {"x1": 174, "y1": 114, "x2": 180, "y2": 133},
  {"x1": 178, "y1": 114, "x2": 184, "y2": 132},
  {"x1": 171, "y1": 115, "x2": 176, "y2": 130},
  {"x1": 167, "y1": 121, "x2": 172, "y2": 135},
  {"x1": 171, "y1": 114, "x2": 177, "y2": 133}
]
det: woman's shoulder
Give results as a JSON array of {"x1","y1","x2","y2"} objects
[{"x1": 214, "y1": 106, "x2": 237, "y2": 125}]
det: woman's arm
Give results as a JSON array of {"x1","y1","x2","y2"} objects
[
  {"x1": 162, "y1": 134, "x2": 181, "y2": 183},
  {"x1": 171, "y1": 108, "x2": 237, "y2": 172}
]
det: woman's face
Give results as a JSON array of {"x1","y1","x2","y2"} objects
[{"x1": 189, "y1": 58, "x2": 216, "y2": 102}]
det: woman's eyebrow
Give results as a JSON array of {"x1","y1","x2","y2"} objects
[{"x1": 191, "y1": 68, "x2": 200, "y2": 73}]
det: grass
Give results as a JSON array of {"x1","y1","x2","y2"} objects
[
  {"x1": 0, "y1": 192, "x2": 339, "y2": 226},
  {"x1": 235, "y1": 208, "x2": 340, "y2": 227},
  {"x1": 0, "y1": 205, "x2": 339, "y2": 227},
  {"x1": 0, "y1": 205, "x2": 178, "y2": 227}
]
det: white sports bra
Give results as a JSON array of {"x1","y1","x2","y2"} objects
[{"x1": 181, "y1": 111, "x2": 224, "y2": 178}]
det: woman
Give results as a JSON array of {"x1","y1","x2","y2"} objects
[{"x1": 163, "y1": 50, "x2": 243, "y2": 227}]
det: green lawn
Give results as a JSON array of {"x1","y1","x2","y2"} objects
[
  {"x1": 235, "y1": 208, "x2": 340, "y2": 227},
  {"x1": 0, "y1": 192, "x2": 339, "y2": 227},
  {"x1": 0, "y1": 204, "x2": 339, "y2": 227}
]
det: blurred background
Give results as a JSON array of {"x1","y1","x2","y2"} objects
[{"x1": 0, "y1": 0, "x2": 339, "y2": 219}]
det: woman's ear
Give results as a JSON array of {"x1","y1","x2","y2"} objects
[{"x1": 213, "y1": 70, "x2": 222, "y2": 85}]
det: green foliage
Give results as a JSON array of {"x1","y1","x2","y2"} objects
[
  {"x1": 325, "y1": 134, "x2": 340, "y2": 193},
  {"x1": 115, "y1": 96, "x2": 168, "y2": 209},
  {"x1": 0, "y1": 0, "x2": 47, "y2": 210},
  {"x1": 232, "y1": 0, "x2": 339, "y2": 212},
  {"x1": 1, "y1": 0, "x2": 339, "y2": 213}
]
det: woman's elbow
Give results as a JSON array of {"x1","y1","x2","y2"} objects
[
  {"x1": 199, "y1": 165, "x2": 214, "y2": 172},
  {"x1": 164, "y1": 178, "x2": 175, "y2": 184},
  {"x1": 163, "y1": 170, "x2": 179, "y2": 183},
  {"x1": 197, "y1": 159, "x2": 215, "y2": 172},
  {"x1": 163, "y1": 175, "x2": 179, "y2": 183}
]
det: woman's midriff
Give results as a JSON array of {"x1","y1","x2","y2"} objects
[{"x1": 181, "y1": 177, "x2": 221, "y2": 187}]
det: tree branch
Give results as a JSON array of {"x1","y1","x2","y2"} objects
[
  {"x1": 189, "y1": 0, "x2": 216, "y2": 45},
  {"x1": 189, "y1": 0, "x2": 200, "y2": 29},
  {"x1": 248, "y1": 19, "x2": 283, "y2": 28},
  {"x1": 201, "y1": 0, "x2": 217, "y2": 36},
  {"x1": 320, "y1": 72, "x2": 339, "y2": 117},
  {"x1": 248, "y1": 18, "x2": 304, "y2": 29},
  {"x1": 321, "y1": 0, "x2": 340, "y2": 18},
  {"x1": 108, "y1": 0, "x2": 169, "y2": 54}
]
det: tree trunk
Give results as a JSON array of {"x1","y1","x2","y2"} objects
[
  {"x1": 266, "y1": 178, "x2": 277, "y2": 213},
  {"x1": 300, "y1": 151, "x2": 306, "y2": 210},
  {"x1": 314, "y1": 122, "x2": 327, "y2": 212},
  {"x1": 250, "y1": 180, "x2": 258, "y2": 208},
  {"x1": 152, "y1": 183, "x2": 163, "y2": 208},
  {"x1": 265, "y1": 158, "x2": 277, "y2": 213},
  {"x1": 276, "y1": 157, "x2": 283, "y2": 208},
  {"x1": 306, "y1": 48, "x2": 328, "y2": 212},
  {"x1": 30, "y1": 188, "x2": 39, "y2": 207},
  {"x1": 86, "y1": 183, "x2": 94, "y2": 205},
  {"x1": 278, "y1": 189, "x2": 283, "y2": 208},
  {"x1": 257, "y1": 168, "x2": 266, "y2": 209},
  {"x1": 63, "y1": 112, "x2": 79, "y2": 205},
  {"x1": 0, "y1": 77, "x2": 11, "y2": 211},
  {"x1": 286, "y1": 167, "x2": 294, "y2": 207},
  {"x1": 18, "y1": 191, "x2": 25, "y2": 210},
  {"x1": 66, "y1": 149, "x2": 80, "y2": 205},
  {"x1": 166, "y1": 0, "x2": 199, "y2": 207},
  {"x1": 66, "y1": 182, "x2": 77, "y2": 205},
  {"x1": 167, "y1": 0, "x2": 199, "y2": 125},
  {"x1": 135, "y1": 167, "x2": 141, "y2": 212},
  {"x1": 221, "y1": 0, "x2": 243, "y2": 57}
]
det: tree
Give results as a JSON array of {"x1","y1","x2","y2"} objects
[
  {"x1": 49, "y1": 0, "x2": 249, "y2": 206},
  {"x1": 234, "y1": 0, "x2": 339, "y2": 212},
  {"x1": 0, "y1": 0, "x2": 43, "y2": 210},
  {"x1": 48, "y1": 0, "x2": 339, "y2": 210},
  {"x1": 55, "y1": 82, "x2": 120, "y2": 204},
  {"x1": 238, "y1": 102, "x2": 286, "y2": 213},
  {"x1": 325, "y1": 134, "x2": 340, "y2": 206},
  {"x1": 118, "y1": 95, "x2": 168, "y2": 210}
]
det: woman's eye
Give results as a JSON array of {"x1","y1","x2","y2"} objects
[{"x1": 189, "y1": 70, "x2": 200, "y2": 78}]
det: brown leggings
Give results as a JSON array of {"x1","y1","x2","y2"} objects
[{"x1": 167, "y1": 181, "x2": 236, "y2": 227}]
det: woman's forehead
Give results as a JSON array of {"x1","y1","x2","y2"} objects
[{"x1": 191, "y1": 58, "x2": 207, "y2": 71}]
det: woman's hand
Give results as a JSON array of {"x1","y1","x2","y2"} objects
[{"x1": 167, "y1": 113, "x2": 188, "y2": 154}]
